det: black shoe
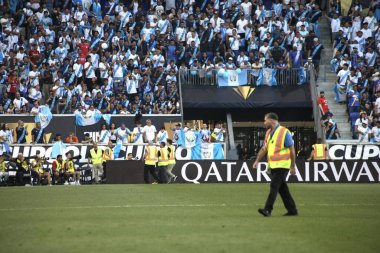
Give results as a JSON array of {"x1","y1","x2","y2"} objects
[
  {"x1": 283, "y1": 211, "x2": 298, "y2": 216},
  {"x1": 258, "y1": 208, "x2": 271, "y2": 217}
]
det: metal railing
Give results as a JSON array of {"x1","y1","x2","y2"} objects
[
  {"x1": 309, "y1": 67, "x2": 325, "y2": 142},
  {"x1": 179, "y1": 68, "x2": 310, "y2": 86}
]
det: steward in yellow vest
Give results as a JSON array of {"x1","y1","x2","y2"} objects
[
  {"x1": 65, "y1": 152, "x2": 81, "y2": 185},
  {"x1": 102, "y1": 141, "x2": 114, "y2": 180},
  {"x1": 308, "y1": 138, "x2": 331, "y2": 160},
  {"x1": 252, "y1": 112, "x2": 298, "y2": 217},
  {"x1": 157, "y1": 142, "x2": 169, "y2": 183},
  {"x1": 90, "y1": 142, "x2": 104, "y2": 184},
  {"x1": 52, "y1": 155, "x2": 65, "y2": 185},
  {"x1": 144, "y1": 141, "x2": 159, "y2": 184}
]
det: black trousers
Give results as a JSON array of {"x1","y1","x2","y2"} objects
[
  {"x1": 144, "y1": 164, "x2": 159, "y2": 183},
  {"x1": 265, "y1": 168, "x2": 297, "y2": 213}
]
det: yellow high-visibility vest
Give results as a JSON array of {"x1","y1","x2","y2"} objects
[
  {"x1": 103, "y1": 147, "x2": 113, "y2": 161},
  {"x1": 145, "y1": 146, "x2": 158, "y2": 165},
  {"x1": 158, "y1": 147, "x2": 169, "y2": 166},
  {"x1": 90, "y1": 148, "x2": 103, "y2": 164},
  {"x1": 313, "y1": 144, "x2": 327, "y2": 160},
  {"x1": 65, "y1": 160, "x2": 75, "y2": 172},
  {"x1": 168, "y1": 145, "x2": 176, "y2": 165},
  {"x1": 265, "y1": 126, "x2": 291, "y2": 169},
  {"x1": 54, "y1": 160, "x2": 65, "y2": 171}
]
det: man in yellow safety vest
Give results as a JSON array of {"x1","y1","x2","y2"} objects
[
  {"x1": 102, "y1": 141, "x2": 114, "y2": 181},
  {"x1": 157, "y1": 142, "x2": 170, "y2": 183},
  {"x1": 144, "y1": 141, "x2": 159, "y2": 184},
  {"x1": 308, "y1": 138, "x2": 331, "y2": 160},
  {"x1": 90, "y1": 142, "x2": 103, "y2": 184},
  {"x1": 253, "y1": 112, "x2": 298, "y2": 217}
]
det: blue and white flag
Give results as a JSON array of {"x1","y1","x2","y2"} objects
[
  {"x1": 51, "y1": 141, "x2": 66, "y2": 159},
  {"x1": 298, "y1": 67, "x2": 306, "y2": 85},
  {"x1": 191, "y1": 142, "x2": 225, "y2": 160},
  {"x1": 218, "y1": 69, "x2": 247, "y2": 87},
  {"x1": 102, "y1": 114, "x2": 111, "y2": 125},
  {"x1": 76, "y1": 112, "x2": 111, "y2": 126},
  {"x1": 257, "y1": 68, "x2": 277, "y2": 86},
  {"x1": 238, "y1": 69, "x2": 248, "y2": 85},
  {"x1": 113, "y1": 140, "x2": 122, "y2": 159},
  {"x1": 35, "y1": 105, "x2": 53, "y2": 129}
]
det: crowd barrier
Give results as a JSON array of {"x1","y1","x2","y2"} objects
[
  {"x1": 179, "y1": 68, "x2": 310, "y2": 87},
  {"x1": 8, "y1": 143, "x2": 227, "y2": 166}
]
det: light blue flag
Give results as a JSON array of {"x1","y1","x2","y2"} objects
[
  {"x1": 113, "y1": 141, "x2": 122, "y2": 159},
  {"x1": 238, "y1": 69, "x2": 248, "y2": 85},
  {"x1": 35, "y1": 105, "x2": 53, "y2": 129},
  {"x1": 177, "y1": 128, "x2": 186, "y2": 146},
  {"x1": 298, "y1": 67, "x2": 306, "y2": 85},
  {"x1": 102, "y1": 114, "x2": 111, "y2": 125},
  {"x1": 213, "y1": 143, "x2": 225, "y2": 159},
  {"x1": 51, "y1": 141, "x2": 66, "y2": 159},
  {"x1": 190, "y1": 135, "x2": 225, "y2": 160},
  {"x1": 256, "y1": 68, "x2": 277, "y2": 86},
  {"x1": 190, "y1": 131, "x2": 202, "y2": 160},
  {"x1": 75, "y1": 112, "x2": 103, "y2": 126},
  {"x1": 217, "y1": 74, "x2": 229, "y2": 87}
]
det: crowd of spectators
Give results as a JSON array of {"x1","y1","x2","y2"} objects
[
  {"x1": 0, "y1": 0, "x2": 327, "y2": 115},
  {"x1": 327, "y1": 0, "x2": 380, "y2": 141}
]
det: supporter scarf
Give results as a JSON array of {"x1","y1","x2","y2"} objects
[
  {"x1": 100, "y1": 130, "x2": 110, "y2": 143},
  {"x1": 17, "y1": 128, "x2": 26, "y2": 144},
  {"x1": 134, "y1": 127, "x2": 142, "y2": 143},
  {"x1": 98, "y1": 97, "x2": 104, "y2": 110},
  {"x1": 35, "y1": 129, "x2": 43, "y2": 144},
  {"x1": 311, "y1": 44, "x2": 322, "y2": 58},
  {"x1": 50, "y1": 96, "x2": 56, "y2": 111}
]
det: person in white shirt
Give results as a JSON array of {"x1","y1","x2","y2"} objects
[
  {"x1": 361, "y1": 23, "x2": 372, "y2": 39},
  {"x1": 259, "y1": 40, "x2": 270, "y2": 56},
  {"x1": 365, "y1": 47, "x2": 377, "y2": 67},
  {"x1": 357, "y1": 120, "x2": 371, "y2": 142},
  {"x1": 13, "y1": 92, "x2": 29, "y2": 112},
  {"x1": 241, "y1": 0, "x2": 253, "y2": 17},
  {"x1": 156, "y1": 127, "x2": 168, "y2": 144},
  {"x1": 236, "y1": 15, "x2": 248, "y2": 36},
  {"x1": 143, "y1": 119, "x2": 157, "y2": 143},
  {"x1": 116, "y1": 123, "x2": 131, "y2": 144},
  {"x1": 211, "y1": 122, "x2": 225, "y2": 142},
  {"x1": 97, "y1": 124, "x2": 110, "y2": 144},
  {"x1": 132, "y1": 122, "x2": 144, "y2": 144},
  {"x1": 363, "y1": 11, "x2": 378, "y2": 30},
  {"x1": 371, "y1": 121, "x2": 380, "y2": 142}
]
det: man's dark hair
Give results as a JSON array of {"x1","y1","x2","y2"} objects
[{"x1": 265, "y1": 112, "x2": 279, "y2": 121}]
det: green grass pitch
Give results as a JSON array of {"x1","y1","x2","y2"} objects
[{"x1": 0, "y1": 184, "x2": 379, "y2": 253}]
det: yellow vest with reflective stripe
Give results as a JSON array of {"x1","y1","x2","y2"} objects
[
  {"x1": 32, "y1": 160, "x2": 44, "y2": 174},
  {"x1": 103, "y1": 147, "x2": 113, "y2": 161},
  {"x1": 54, "y1": 160, "x2": 65, "y2": 171},
  {"x1": 265, "y1": 126, "x2": 291, "y2": 169},
  {"x1": 90, "y1": 148, "x2": 103, "y2": 164},
  {"x1": 313, "y1": 144, "x2": 326, "y2": 160},
  {"x1": 158, "y1": 147, "x2": 169, "y2": 166},
  {"x1": 145, "y1": 146, "x2": 158, "y2": 165},
  {"x1": 168, "y1": 145, "x2": 176, "y2": 165},
  {"x1": 66, "y1": 160, "x2": 75, "y2": 172},
  {"x1": 0, "y1": 161, "x2": 6, "y2": 172}
]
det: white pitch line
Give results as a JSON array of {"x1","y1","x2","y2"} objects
[{"x1": 0, "y1": 203, "x2": 377, "y2": 212}]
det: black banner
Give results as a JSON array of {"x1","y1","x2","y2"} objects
[{"x1": 171, "y1": 160, "x2": 380, "y2": 183}]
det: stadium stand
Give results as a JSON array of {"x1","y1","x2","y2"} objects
[{"x1": 325, "y1": 0, "x2": 380, "y2": 141}]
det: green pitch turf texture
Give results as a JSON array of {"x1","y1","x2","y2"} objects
[{"x1": 0, "y1": 184, "x2": 379, "y2": 253}]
